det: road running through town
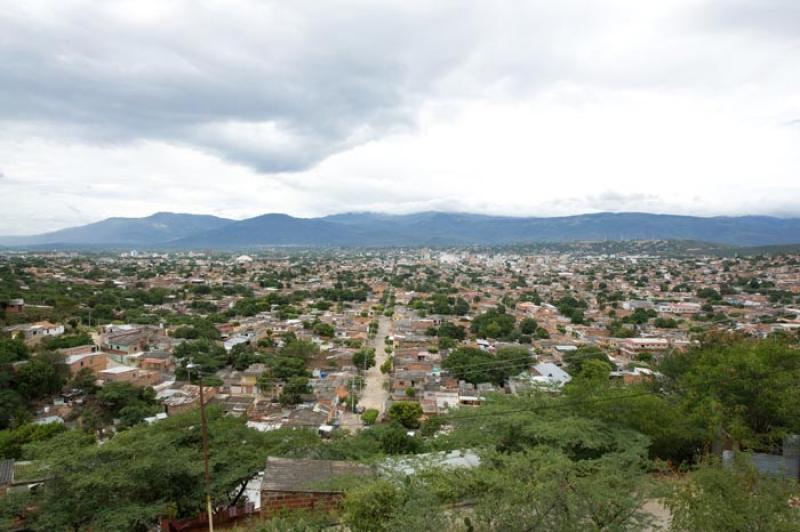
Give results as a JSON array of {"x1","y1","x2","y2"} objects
[{"x1": 358, "y1": 315, "x2": 392, "y2": 415}]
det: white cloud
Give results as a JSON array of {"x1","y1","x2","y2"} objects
[{"x1": 1, "y1": 0, "x2": 799, "y2": 233}]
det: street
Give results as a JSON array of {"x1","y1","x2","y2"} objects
[{"x1": 357, "y1": 315, "x2": 392, "y2": 415}]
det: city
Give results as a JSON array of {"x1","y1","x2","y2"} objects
[
  {"x1": 1, "y1": 245, "x2": 799, "y2": 529},
  {"x1": 2, "y1": 0, "x2": 800, "y2": 530}
]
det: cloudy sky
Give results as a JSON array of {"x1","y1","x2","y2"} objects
[{"x1": 1, "y1": 0, "x2": 799, "y2": 234}]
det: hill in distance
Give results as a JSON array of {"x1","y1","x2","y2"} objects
[
  {"x1": 2, "y1": 211, "x2": 800, "y2": 249},
  {"x1": 0, "y1": 212, "x2": 232, "y2": 247}
]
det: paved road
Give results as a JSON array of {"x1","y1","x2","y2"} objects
[{"x1": 358, "y1": 315, "x2": 392, "y2": 415}]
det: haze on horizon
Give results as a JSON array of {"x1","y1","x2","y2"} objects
[{"x1": 1, "y1": 0, "x2": 799, "y2": 235}]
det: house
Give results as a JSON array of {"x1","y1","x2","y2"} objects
[
  {"x1": 56, "y1": 344, "x2": 99, "y2": 357},
  {"x1": 103, "y1": 326, "x2": 169, "y2": 355},
  {"x1": 260, "y1": 457, "x2": 374, "y2": 517},
  {"x1": 3, "y1": 321, "x2": 64, "y2": 343},
  {"x1": 216, "y1": 363, "x2": 264, "y2": 395},
  {"x1": 140, "y1": 355, "x2": 171, "y2": 372},
  {"x1": 98, "y1": 365, "x2": 160, "y2": 387},
  {"x1": 508, "y1": 363, "x2": 572, "y2": 393},
  {"x1": 210, "y1": 394, "x2": 254, "y2": 417},
  {"x1": 610, "y1": 366, "x2": 656, "y2": 384},
  {"x1": 159, "y1": 384, "x2": 217, "y2": 415},
  {"x1": 5, "y1": 298, "x2": 24, "y2": 314},
  {"x1": 224, "y1": 333, "x2": 253, "y2": 352},
  {"x1": 0, "y1": 460, "x2": 49, "y2": 496},
  {"x1": 532, "y1": 363, "x2": 572, "y2": 386},
  {"x1": 620, "y1": 338, "x2": 670, "y2": 358},
  {"x1": 656, "y1": 302, "x2": 701, "y2": 314},
  {"x1": 63, "y1": 351, "x2": 108, "y2": 377}
]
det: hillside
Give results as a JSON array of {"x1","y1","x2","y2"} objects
[
  {"x1": 0, "y1": 212, "x2": 233, "y2": 247},
  {"x1": 3, "y1": 211, "x2": 800, "y2": 249}
]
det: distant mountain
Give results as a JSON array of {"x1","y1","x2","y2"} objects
[
  {"x1": 3, "y1": 211, "x2": 800, "y2": 249},
  {"x1": 169, "y1": 214, "x2": 358, "y2": 248},
  {"x1": 0, "y1": 212, "x2": 233, "y2": 247}
]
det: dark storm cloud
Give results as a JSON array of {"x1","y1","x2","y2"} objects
[
  {"x1": 4, "y1": 1, "x2": 796, "y2": 175},
  {"x1": 2, "y1": 0, "x2": 800, "y2": 236},
  {"x1": 0, "y1": 2, "x2": 476, "y2": 171}
]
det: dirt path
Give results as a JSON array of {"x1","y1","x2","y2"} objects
[
  {"x1": 642, "y1": 499, "x2": 671, "y2": 531},
  {"x1": 358, "y1": 315, "x2": 391, "y2": 414}
]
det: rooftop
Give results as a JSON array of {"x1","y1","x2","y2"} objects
[{"x1": 261, "y1": 457, "x2": 373, "y2": 493}]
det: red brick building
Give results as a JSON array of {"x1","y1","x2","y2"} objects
[{"x1": 260, "y1": 457, "x2": 373, "y2": 517}]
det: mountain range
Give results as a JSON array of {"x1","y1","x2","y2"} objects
[{"x1": 1, "y1": 211, "x2": 800, "y2": 249}]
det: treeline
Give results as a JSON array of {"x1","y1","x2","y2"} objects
[{"x1": 2, "y1": 335, "x2": 799, "y2": 531}]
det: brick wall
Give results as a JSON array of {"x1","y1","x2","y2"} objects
[{"x1": 260, "y1": 490, "x2": 343, "y2": 517}]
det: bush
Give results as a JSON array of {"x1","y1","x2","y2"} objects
[
  {"x1": 361, "y1": 409, "x2": 379, "y2": 426},
  {"x1": 353, "y1": 348, "x2": 376, "y2": 370},
  {"x1": 343, "y1": 480, "x2": 403, "y2": 532},
  {"x1": 387, "y1": 402, "x2": 422, "y2": 429}
]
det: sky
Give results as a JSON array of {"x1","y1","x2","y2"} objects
[{"x1": 1, "y1": 0, "x2": 799, "y2": 235}]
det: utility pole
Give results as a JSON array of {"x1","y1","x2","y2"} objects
[
  {"x1": 350, "y1": 377, "x2": 356, "y2": 412},
  {"x1": 188, "y1": 360, "x2": 214, "y2": 532},
  {"x1": 362, "y1": 348, "x2": 367, "y2": 398}
]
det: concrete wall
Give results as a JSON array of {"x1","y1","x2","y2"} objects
[{"x1": 722, "y1": 435, "x2": 800, "y2": 480}]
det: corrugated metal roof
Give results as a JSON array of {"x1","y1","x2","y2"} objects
[
  {"x1": 0, "y1": 460, "x2": 14, "y2": 485},
  {"x1": 261, "y1": 457, "x2": 373, "y2": 492}
]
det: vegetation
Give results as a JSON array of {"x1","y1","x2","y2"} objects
[
  {"x1": 442, "y1": 346, "x2": 531, "y2": 385},
  {"x1": 361, "y1": 408, "x2": 379, "y2": 425},
  {"x1": 668, "y1": 455, "x2": 800, "y2": 531},
  {"x1": 2, "y1": 252, "x2": 800, "y2": 531},
  {"x1": 386, "y1": 402, "x2": 423, "y2": 429},
  {"x1": 352, "y1": 347, "x2": 376, "y2": 370},
  {"x1": 470, "y1": 307, "x2": 516, "y2": 339}
]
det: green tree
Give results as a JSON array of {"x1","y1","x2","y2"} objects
[
  {"x1": 443, "y1": 346, "x2": 530, "y2": 385},
  {"x1": 387, "y1": 402, "x2": 423, "y2": 429},
  {"x1": 471, "y1": 308, "x2": 516, "y2": 339},
  {"x1": 174, "y1": 339, "x2": 227, "y2": 378},
  {"x1": 279, "y1": 377, "x2": 311, "y2": 405},
  {"x1": 19, "y1": 409, "x2": 323, "y2": 531},
  {"x1": 0, "y1": 389, "x2": 27, "y2": 430},
  {"x1": 281, "y1": 338, "x2": 318, "y2": 359},
  {"x1": 96, "y1": 382, "x2": 159, "y2": 427},
  {"x1": 437, "y1": 321, "x2": 466, "y2": 341},
  {"x1": 519, "y1": 317, "x2": 538, "y2": 335},
  {"x1": 269, "y1": 355, "x2": 309, "y2": 380},
  {"x1": 668, "y1": 456, "x2": 800, "y2": 531},
  {"x1": 342, "y1": 480, "x2": 402, "y2": 532},
  {"x1": 562, "y1": 345, "x2": 611, "y2": 375},
  {"x1": 470, "y1": 447, "x2": 652, "y2": 530},
  {"x1": 40, "y1": 332, "x2": 92, "y2": 350},
  {"x1": 659, "y1": 337, "x2": 800, "y2": 450},
  {"x1": 379, "y1": 425, "x2": 420, "y2": 454},
  {"x1": 361, "y1": 409, "x2": 379, "y2": 426},
  {"x1": 71, "y1": 367, "x2": 98, "y2": 395},
  {"x1": 312, "y1": 321, "x2": 335, "y2": 338},
  {"x1": 0, "y1": 422, "x2": 66, "y2": 459},
  {"x1": 353, "y1": 347, "x2": 376, "y2": 370},
  {"x1": 15, "y1": 356, "x2": 64, "y2": 400},
  {"x1": 0, "y1": 337, "x2": 30, "y2": 364}
]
